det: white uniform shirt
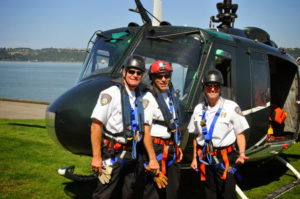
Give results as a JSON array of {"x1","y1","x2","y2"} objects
[
  {"x1": 188, "y1": 97, "x2": 249, "y2": 147},
  {"x1": 144, "y1": 91, "x2": 176, "y2": 139},
  {"x1": 91, "y1": 85, "x2": 142, "y2": 144}
]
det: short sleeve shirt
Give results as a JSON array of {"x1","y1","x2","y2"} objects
[
  {"x1": 91, "y1": 85, "x2": 141, "y2": 143},
  {"x1": 143, "y1": 91, "x2": 176, "y2": 139},
  {"x1": 187, "y1": 98, "x2": 249, "y2": 147}
]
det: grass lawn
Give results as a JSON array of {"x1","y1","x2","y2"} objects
[
  {"x1": 0, "y1": 119, "x2": 94, "y2": 199},
  {"x1": 0, "y1": 119, "x2": 299, "y2": 198}
]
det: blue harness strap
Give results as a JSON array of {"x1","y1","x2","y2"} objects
[
  {"x1": 199, "y1": 99, "x2": 224, "y2": 165},
  {"x1": 117, "y1": 84, "x2": 145, "y2": 160},
  {"x1": 129, "y1": 89, "x2": 144, "y2": 160},
  {"x1": 102, "y1": 157, "x2": 119, "y2": 166},
  {"x1": 168, "y1": 91, "x2": 180, "y2": 146},
  {"x1": 220, "y1": 163, "x2": 242, "y2": 182},
  {"x1": 202, "y1": 105, "x2": 223, "y2": 142},
  {"x1": 143, "y1": 151, "x2": 176, "y2": 168}
]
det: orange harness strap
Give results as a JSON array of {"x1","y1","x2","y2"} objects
[
  {"x1": 220, "y1": 149, "x2": 229, "y2": 179},
  {"x1": 153, "y1": 138, "x2": 174, "y2": 175},
  {"x1": 104, "y1": 138, "x2": 132, "y2": 152},
  {"x1": 197, "y1": 148, "x2": 206, "y2": 181},
  {"x1": 197, "y1": 145, "x2": 234, "y2": 180},
  {"x1": 175, "y1": 145, "x2": 180, "y2": 163},
  {"x1": 153, "y1": 138, "x2": 174, "y2": 146},
  {"x1": 153, "y1": 138, "x2": 180, "y2": 163},
  {"x1": 161, "y1": 144, "x2": 168, "y2": 175}
]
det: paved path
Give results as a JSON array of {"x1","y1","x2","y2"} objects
[{"x1": 0, "y1": 98, "x2": 50, "y2": 119}]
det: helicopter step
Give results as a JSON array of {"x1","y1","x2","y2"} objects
[{"x1": 58, "y1": 165, "x2": 97, "y2": 182}]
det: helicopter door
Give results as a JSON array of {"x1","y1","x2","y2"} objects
[{"x1": 249, "y1": 51, "x2": 270, "y2": 141}]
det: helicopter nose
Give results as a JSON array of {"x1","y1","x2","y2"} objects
[{"x1": 45, "y1": 76, "x2": 114, "y2": 155}]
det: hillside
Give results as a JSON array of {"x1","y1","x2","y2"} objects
[
  {"x1": 0, "y1": 47, "x2": 299, "y2": 63},
  {"x1": 0, "y1": 48, "x2": 87, "y2": 62}
]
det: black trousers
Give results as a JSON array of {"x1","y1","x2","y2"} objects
[
  {"x1": 143, "y1": 143, "x2": 180, "y2": 199},
  {"x1": 202, "y1": 150, "x2": 238, "y2": 199},
  {"x1": 92, "y1": 143, "x2": 145, "y2": 199}
]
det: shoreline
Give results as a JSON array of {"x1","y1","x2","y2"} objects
[
  {"x1": 0, "y1": 60, "x2": 83, "y2": 64},
  {"x1": 0, "y1": 97, "x2": 50, "y2": 105}
]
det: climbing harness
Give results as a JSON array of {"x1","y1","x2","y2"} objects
[
  {"x1": 119, "y1": 82, "x2": 144, "y2": 159},
  {"x1": 151, "y1": 84, "x2": 182, "y2": 164},
  {"x1": 197, "y1": 99, "x2": 237, "y2": 180},
  {"x1": 143, "y1": 137, "x2": 176, "y2": 175}
]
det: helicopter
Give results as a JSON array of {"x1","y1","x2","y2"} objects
[{"x1": 45, "y1": 0, "x2": 300, "y2": 195}]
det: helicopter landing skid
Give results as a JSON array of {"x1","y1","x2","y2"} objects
[
  {"x1": 262, "y1": 155, "x2": 300, "y2": 198},
  {"x1": 58, "y1": 165, "x2": 97, "y2": 182},
  {"x1": 275, "y1": 155, "x2": 300, "y2": 179}
]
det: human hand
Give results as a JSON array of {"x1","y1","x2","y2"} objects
[
  {"x1": 148, "y1": 159, "x2": 160, "y2": 176},
  {"x1": 235, "y1": 153, "x2": 249, "y2": 164},
  {"x1": 91, "y1": 157, "x2": 102, "y2": 174},
  {"x1": 190, "y1": 158, "x2": 198, "y2": 171},
  {"x1": 145, "y1": 164, "x2": 168, "y2": 189}
]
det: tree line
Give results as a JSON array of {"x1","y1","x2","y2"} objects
[
  {"x1": 0, "y1": 47, "x2": 300, "y2": 63},
  {"x1": 0, "y1": 48, "x2": 87, "y2": 62}
]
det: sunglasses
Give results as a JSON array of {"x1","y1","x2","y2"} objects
[
  {"x1": 155, "y1": 74, "x2": 171, "y2": 79},
  {"x1": 205, "y1": 83, "x2": 220, "y2": 92},
  {"x1": 127, "y1": 69, "x2": 142, "y2": 76}
]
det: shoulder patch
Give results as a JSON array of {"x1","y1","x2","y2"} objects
[
  {"x1": 100, "y1": 93, "x2": 112, "y2": 106},
  {"x1": 143, "y1": 99, "x2": 149, "y2": 109},
  {"x1": 235, "y1": 106, "x2": 243, "y2": 116}
]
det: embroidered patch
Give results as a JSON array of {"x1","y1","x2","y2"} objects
[
  {"x1": 100, "y1": 93, "x2": 112, "y2": 106},
  {"x1": 220, "y1": 112, "x2": 227, "y2": 118},
  {"x1": 143, "y1": 99, "x2": 149, "y2": 109},
  {"x1": 235, "y1": 106, "x2": 243, "y2": 116}
]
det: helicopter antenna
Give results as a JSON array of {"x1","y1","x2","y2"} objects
[
  {"x1": 210, "y1": 0, "x2": 238, "y2": 29},
  {"x1": 129, "y1": 0, "x2": 152, "y2": 24}
]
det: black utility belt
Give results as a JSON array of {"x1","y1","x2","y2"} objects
[{"x1": 153, "y1": 119, "x2": 167, "y2": 127}]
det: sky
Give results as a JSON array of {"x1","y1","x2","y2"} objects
[{"x1": 0, "y1": 0, "x2": 299, "y2": 49}]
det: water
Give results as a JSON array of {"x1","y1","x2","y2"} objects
[{"x1": 0, "y1": 61, "x2": 83, "y2": 102}]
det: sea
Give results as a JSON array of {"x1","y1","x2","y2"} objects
[{"x1": 0, "y1": 61, "x2": 83, "y2": 103}]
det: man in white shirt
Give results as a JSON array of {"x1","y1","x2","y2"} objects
[
  {"x1": 90, "y1": 55, "x2": 146, "y2": 199},
  {"x1": 188, "y1": 68, "x2": 249, "y2": 199},
  {"x1": 143, "y1": 60, "x2": 183, "y2": 199}
]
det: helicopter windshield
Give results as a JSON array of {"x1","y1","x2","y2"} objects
[
  {"x1": 79, "y1": 30, "x2": 135, "y2": 80},
  {"x1": 133, "y1": 29, "x2": 204, "y2": 102}
]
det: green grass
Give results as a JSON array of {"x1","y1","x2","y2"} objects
[
  {"x1": 239, "y1": 137, "x2": 300, "y2": 199},
  {"x1": 0, "y1": 119, "x2": 94, "y2": 199},
  {"x1": 0, "y1": 119, "x2": 299, "y2": 198}
]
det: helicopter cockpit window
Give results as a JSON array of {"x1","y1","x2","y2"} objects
[
  {"x1": 133, "y1": 30, "x2": 203, "y2": 103},
  {"x1": 215, "y1": 49, "x2": 233, "y2": 99},
  {"x1": 79, "y1": 31, "x2": 134, "y2": 80},
  {"x1": 250, "y1": 52, "x2": 270, "y2": 107}
]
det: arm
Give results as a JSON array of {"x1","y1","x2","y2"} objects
[
  {"x1": 235, "y1": 132, "x2": 249, "y2": 164},
  {"x1": 91, "y1": 118, "x2": 103, "y2": 174},
  {"x1": 143, "y1": 124, "x2": 160, "y2": 175},
  {"x1": 190, "y1": 134, "x2": 198, "y2": 171}
]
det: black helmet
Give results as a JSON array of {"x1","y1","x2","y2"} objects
[
  {"x1": 202, "y1": 68, "x2": 224, "y2": 85},
  {"x1": 123, "y1": 55, "x2": 146, "y2": 72}
]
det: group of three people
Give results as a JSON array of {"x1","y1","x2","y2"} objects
[{"x1": 90, "y1": 55, "x2": 249, "y2": 199}]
